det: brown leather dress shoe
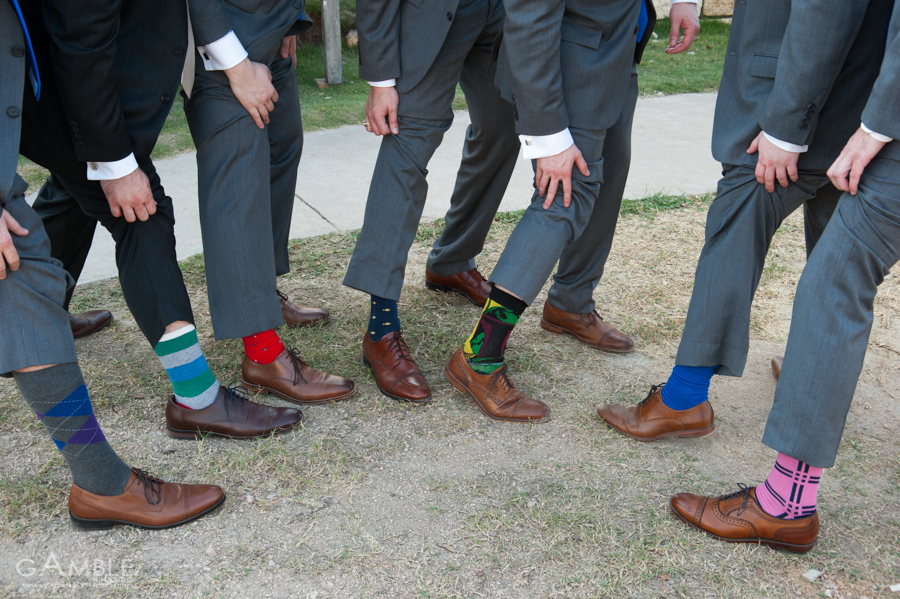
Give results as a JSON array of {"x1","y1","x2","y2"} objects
[
  {"x1": 242, "y1": 347, "x2": 356, "y2": 404},
  {"x1": 70, "y1": 310, "x2": 113, "y2": 339},
  {"x1": 278, "y1": 290, "x2": 329, "y2": 327},
  {"x1": 425, "y1": 267, "x2": 491, "y2": 306},
  {"x1": 596, "y1": 384, "x2": 714, "y2": 441},
  {"x1": 363, "y1": 330, "x2": 432, "y2": 403},
  {"x1": 165, "y1": 385, "x2": 303, "y2": 439},
  {"x1": 772, "y1": 356, "x2": 783, "y2": 380},
  {"x1": 69, "y1": 468, "x2": 225, "y2": 530},
  {"x1": 540, "y1": 301, "x2": 634, "y2": 353},
  {"x1": 670, "y1": 485, "x2": 819, "y2": 553},
  {"x1": 444, "y1": 347, "x2": 551, "y2": 423}
]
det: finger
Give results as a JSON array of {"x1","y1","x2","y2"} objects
[
  {"x1": 250, "y1": 108, "x2": 265, "y2": 129},
  {"x1": 388, "y1": 105, "x2": 399, "y2": 135},
  {"x1": 788, "y1": 162, "x2": 799, "y2": 183},
  {"x1": 271, "y1": 89, "x2": 279, "y2": 104},
  {"x1": 849, "y1": 163, "x2": 865, "y2": 195},
  {"x1": 669, "y1": 19, "x2": 681, "y2": 47},
  {"x1": 265, "y1": 98, "x2": 276, "y2": 113},
  {"x1": 748, "y1": 137, "x2": 760, "y2": 154},
  {"x1": 281, "y1": 37, "x2": 291, "y2": 59},
  {"x1": 547, "y1": 176, "x2": 560, "y2": 206},
  {"x1": 258, "y1": 105, "x2": 270, "y2": 125},
  {"x1": 109, "y1": 202, "x2": 122, "y2": 218},
  {"x1": 123, "y1": 207, "x2": 137, "y2": 223},
  {"x1": 575, "y1": 154, "x2": 590, "y2": 177},
  {"x1": 0, "y1": 239, "x2": 18, "y2": 275},
  {"x1": 562, "y1": 174, "x2": 572, "y2": 208},
  {"x1": 680, "y1": 25, "x2": 699, "y2": 51},
  {"x1": 135, "y1": 204, "x2": 150, "y2": 222},
  {"x1": 764, "y1": 167, "x2": 775, "y2": 193},
  {"x1": 755, "y1": 162, "x2": 766, "y2": 186},
  {"x1": 829, "y1": 166, "x2": 851, "y2": 192},
  {"x1": 538, "y1": 170, "x2": 551, "y2": 198},
  {"x1": 145, "y1": 199, "x2": 158, "y2": 216},
  {"x1": 776, "y1": 166, "x2": 789, "y2": 188},
  {"x1": 534, "y1": 166, "x2": 544, "y2": 196},
  {"x1": 3, "y1": 214, "x2": 28, "y2": 236},
  {"x1": 378, "y1": 108, "x2": 392, "y2": 136}
]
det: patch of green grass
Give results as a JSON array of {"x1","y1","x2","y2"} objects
[
  {"x1": 620, "y1": 192, "x2": 714, "y2": 216},
  {"x1": 638, "y1": 17, "x2": 730, "y2": 96}
]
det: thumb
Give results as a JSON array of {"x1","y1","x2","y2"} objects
[
  {"x1": 669, "y1": 18, "x2": 680, "y2": 46},
  {"x1": 747, "y1": 136, "x2": 760, "y2": 154},
  {"x1": 575, "y1": 153, "x2": 590, "y2": 177},
  {"x1": 388, "y1": 105, "x2": 399, "y2": 135},
  {"x1": 3, "y1": 214, "x2": 28, "y2": 236}
]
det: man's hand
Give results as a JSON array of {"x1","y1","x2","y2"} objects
[
  {"x1": 535, "y1": 144, "x2": 590, "y2": 208},
  {"x1": 827, "y1": 127, "x2": 887, "y2": 195},
  {"x1": 280, "y1": 35, "x2": 297, "y2": 69},
  {"x1": 225, "y1": 58, "x2": 278, "y2": 129},
  {"x1": 364, "y1": 86, "x2": 400, "y2": 136},
  {"x1": 0, "y1": 210, "x2": 29, "y2": 280},
  {"x1": 100, "y1": 168, "x2": 157, "y2": 223},
  {"x1": 666, "y1": 2, "x2": 700, "y2": 54},
  {"x1": 747, "y1": 131, "x2": 800, "y2": 193}
]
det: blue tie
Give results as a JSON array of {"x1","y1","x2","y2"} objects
[
  {"x1": 7, "y1": 0, "x2": 40, "y2": 100},
  {"x1": 637, "y1": 0, "x2": 649, "y2": 42}
]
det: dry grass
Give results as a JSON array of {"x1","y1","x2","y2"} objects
[{"x1": 1, "y1": 199, "x2": 898, "y2": 598}]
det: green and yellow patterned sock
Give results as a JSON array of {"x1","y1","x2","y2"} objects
[{"x1": 463, "y1": 287, "x2": 528, "y2": 374}]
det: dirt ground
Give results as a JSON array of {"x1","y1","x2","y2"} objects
[{"x1": 0, "y1": 201, "x2": 898, "y2": 598}]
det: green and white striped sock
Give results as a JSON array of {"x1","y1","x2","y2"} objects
[{"x1": 154, "y1": 325, "x2": 220, "y2": 410}]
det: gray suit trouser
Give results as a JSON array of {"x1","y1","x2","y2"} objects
[
  {"x1": 343, "y1": 0, "x2": 519, "y2": 300},
  {"x1": 675, "y1": 164, "x2": 841, "y2": 377},
  {"x1": 0, "y1": 189, "x2": 77, "y2": 375},
  {"x1": 762, "y1": 157, "x2": 900, "y2": 468},
  {"x1": 184, "y1": 44, "x2": 302, "y2": 340}
]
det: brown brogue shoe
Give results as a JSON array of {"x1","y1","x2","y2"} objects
[
  {"x1": 165, "y1": 385, "x2": 303, "y2": 439},
  {"x1": 444, "y1": 347, "x2": 550, "y2": 423},
  {"x1": 363, "y1": 331, "x2": 432, "y2": 403},
  {"x1": 69, "y1": 468, "x2": 225, "y2": 530},
  {"x1": 596, "y1": 384, "x2": 714, "y2": 441},
  {"x1": 242, "y1": 348, "x2": 356, "y2": 404},
  {"x1": 541, "y1": 301, "x2": 634, "y2": 353},
  {"x1": 70, "y1": 310, "x2": 113, "y2": 339},
  {"x1": 425, "y1": 267, "x2": 491, "y2": 306},
  {"x1": 670, "y1": 485, "x2": 819, "y2": 553},
  {"x1": 771, "y1": 356, "x2": 783, "y2": 380},
  {"x1": 278, "y1": 290, "x2": 329, "y2": 327}
]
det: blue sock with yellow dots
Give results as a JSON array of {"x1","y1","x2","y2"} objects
[{"x1": 368, "y1": 295, "x2": 401, "y2": 341}]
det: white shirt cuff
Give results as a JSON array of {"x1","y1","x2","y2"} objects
[
  {"x1": 87, "y1": 153, "x2": 139, "y2": 181},
  {"x1": 763, "y1": 132, "x2": 808, "y2": 153},
  {"x1": 520, "y1": 128, "x2": 575, "y2": 160},
  {"x1": 861, "y1": 122, "x2": 893, "y2": 143},
  {"x1": 197, "y1": 30, "x2": 248, "y2": 71},
  {"x1": 368, "y1": 79, "x2": 397, "y2": 87}
]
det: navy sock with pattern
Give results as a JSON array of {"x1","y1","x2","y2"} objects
[{"x1": 369, "y1": 295, "x2": 401, "y2": 341}]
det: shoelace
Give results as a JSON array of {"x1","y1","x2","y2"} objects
[
  {"x1": 638, "y1": 383, "x2": 664, "y2": 408},
  {"x1": 486, "y1": 365, "x2": 515, "y2": 405},
  {"x1": 721, "y1": 483, "x2": 753, "y2": 517},
  {"x1": 470, "y1": 268, "x2": 486, "y2": 284},
  {"x1": 276, "y1": 289, "x2": 289, "y2": 303},
  {"x1": 221, "y1": 382, "x2": 250, "y2": 421},
  {"x1": 284, "y1": 346, "x2": 309, "y2": 386},
  {"x1": 387, "y1": 331, "x2": 414, "y2": 362},
  {"x1": 131, "y1": 468, "x2": 164, "y2": 506}
]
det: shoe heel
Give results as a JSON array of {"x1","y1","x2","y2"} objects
[
  {"x1": 70, "y1": 512, "x2": 114, "y2": 531},
  {"x1": 425, "y1": 281, "x2": 452, "y2": 294},
  {"x1": 676, "y1": 423, "x2": 716, "y2": 438},
  {"x1": 166, "y1": 426, "x2": 202, "y2": 440},
  {"x1": 540, "y1": 318, "x2": 565, "y2": 335}
]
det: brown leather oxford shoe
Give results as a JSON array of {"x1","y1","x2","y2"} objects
[
  {"x1": 425, "y1": 267, "x2": 491, "y2": 306},
  {"x1": 165, "y1": 385, "x2": 303, "y2": 439},
  {"x1": 771, "y1": 356, "x2": 783, "y2": 380},
  {"x1": 278, "y1": 290, "x2": 329, "y2": 327},
  {"x1": 69, "y1": 310, "x2": 113, "y2": 339},
  {"x1": 363, "y1": 330, "x2": 432, "y2": 403},
  {"x1": 69, "y1": 468, "x2": 225, "y2": 530},
  {"x1": 596, "y1": 384, "x2": 714, "y2": 441},
  {"x1": 444, "y1": 347, "x2": 550, "y2": 423},
  {"x1": 540, "y1": 301, "x2": 634, "y2": 353},
  {"x1": 670, "y1": 485, "x2": 819, "y2": 553},
  {"x1": 242, "y1": 348, "x2": 356, "y2": 404}
]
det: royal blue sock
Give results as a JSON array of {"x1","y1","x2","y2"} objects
[
  {"x1": 660, "y1": 365, "x2": 717, "y2": 411},
  {"x1": 368, "y1": 295, "x2": 401, "y2": 341}
]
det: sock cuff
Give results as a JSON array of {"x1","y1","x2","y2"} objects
[
  {"x1": 13, "y1": 362, "x2": 84, "y2": 401},
  {"x1": 158, "y1": 324, "x2": 196, "y2": 344},
  {"x1": 488, "y1": 286, "x2": 528, "y2": 316}
]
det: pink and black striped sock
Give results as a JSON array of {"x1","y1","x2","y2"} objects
[{"x1": 755, "y1": 453, "x2": 822, "y2": 520}]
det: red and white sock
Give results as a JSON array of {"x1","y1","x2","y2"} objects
[
  {"x1": 242, "y1": 329, "x2": 284, "y2": 364},
  {"x1": 755, "y1": 453, "x2": 822, "y2": 519}
]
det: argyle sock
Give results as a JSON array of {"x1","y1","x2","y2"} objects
[
  {"x1": 13, "y1": 363, "x2": 132, "y2": 496},
  {"x1": 369, "y1": 295, "x2": 401, "y2": 342},
  {"x1": 154, "y1": 324, "x2": 219, "y2": 410},
  {"x1": 242, "y1": 329, "x2": 285, "y2": 364},
  {"x1": 755, "y1": 453, "x2": 822, "y2": 519},
  {"x1": 660, "y1": 365, "x2": 717, "y2": 410},
  {"x1": 463, "y1": 287, "x2": 528, "y2": 375}
]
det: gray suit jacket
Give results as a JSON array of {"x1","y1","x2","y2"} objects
[
  {"x1": 357, "y1": 0, "x2": 462, "y2": 94},
  {"x1": 712, "y1": 0, "x2": 892, "y2": 170},
  {"x1": 494, "y1": 0, "x2": 646, "y2": 137},
  {"x1": 862, "y1": 0, "x2": 900, "y2": 159},
  {"x1": 1, "y1": 1, "x2": 28, "y2": 210}
]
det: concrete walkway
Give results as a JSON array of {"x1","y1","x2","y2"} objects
[{"x1": 49, "y1": 92, "x2": 722, "y2": 285}]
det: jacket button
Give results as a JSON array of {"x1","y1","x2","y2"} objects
[
  {"x1": 77, "y1": 140, "x2": 84, "y2": 146},
  {"x1": 72, "y1": 126, "x2": 80, "y2": 133},
  {"x1": 11, "y1": 46, "x2": 25, "y2": 58},
  {"x1": 800, "y1": 117, "x2": 810, "y2": 125},
  {"x1": 799, "y1": 123, "x2": 808, "y2": 131},
  {"x1": 161, "y1": 94, "x2": 171, "y2": 103},
  {"x1": 173, "y1": 48, "x2": 185, "y2": 57},
  {"x1": 447, "y1": 12, "x2": 453, "y2": 20},
  {"x1": 6, "y1": 106, "x2": 20, "y2": 118},
  {"x1": 74, "y1": 133, "x2": 82, "y2": 140},
  {"x1": 293, "y1": 0, "x2": 301, "y2": 7},
  {"x1": 807, "y1": 103, "x2": 816, "y2": 111},
  {"x1": 70, "y1": 120, "x2": 78, "y2": 127}
]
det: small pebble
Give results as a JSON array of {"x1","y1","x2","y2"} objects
[{"x1": 245, "y1": 495, "x2": 255, "y2": 504}]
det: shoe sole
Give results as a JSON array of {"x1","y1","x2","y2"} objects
[
  {"x1": 71, "y1": 315, "x2": 113, "y2": 340},
  {"x1": 443, "y1": 362, "x2": 551, "y2": 424},
  {"x1": 165, "y1": 418, "x2": 302, "y2": 440},
  {"x1": 597, "y1": 413, "x2": 715, "y2": 442},
  {"x1": 669, "y1": 504, "x2": 817, "y2": 554},
  {"x1": 425, "y1": 280, "x2": 482, "y2": 307},
  {"x1": 363, "y1": 356, "x2": 432, "y2": 404},
  {"x1": 540, "y1": 318, "x2": 635, "y2": 354},
  {"x1": 284, "y1": 314, "x2": 331, "y2": 329},
  {"x1": 69, "y1": 493, "x2": 227, "y2": 531},
  {"x1": 240, "y1": 379, "x2": 356, "y2": 405}
]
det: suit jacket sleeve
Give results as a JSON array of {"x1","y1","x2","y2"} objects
[
  {"x1": 357, "y1": 0, "x2": 402, "y2": 82},
  {"x1": 188, "y1": 0, "x2": 234, "y2": 47},
  {"x1": 861, "y1": 4, "x2": 900, "y2": 140},
  {"x1": 501, "y1": 0, "x2": 568, "y2": 136},
  {"x1": 758, "y1": 0, "x2": 870, "y2": 146},
  {"x1": 41, "y1": 0, "x2": 133, "y2": 163}
]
